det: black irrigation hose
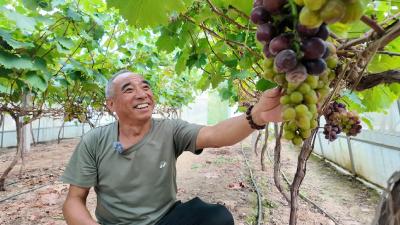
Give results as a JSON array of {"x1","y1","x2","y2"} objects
[
  {"x1": 265, "y1": 145, "x2": 340, "y2": 225},
  {"x1": 0, "y1": 184, "x2": 49, "y2": 204},
  {"x1": 240, "y1": 142, "x2": 263, "y2": 225}
]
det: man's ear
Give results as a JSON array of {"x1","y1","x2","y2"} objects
[{"x1": 106, "y1": 99, "x2": 114, "y2": 112}]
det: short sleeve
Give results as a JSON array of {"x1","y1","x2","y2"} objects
[
  {"x1": 61, "y1": 137, "x2": 97, "y2": 187},
  {"x1": 172, "y1": 119, "x2": 204, "y2": 157}
]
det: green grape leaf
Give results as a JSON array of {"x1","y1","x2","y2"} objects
[
  {"x1": 106, "y1": 0, "x2": 194, "y2": 27},
  {"x1": 361, "y1": 117, "x2": 373, "y2": 130},
  {"x1": 0, "y1": 50, "x2": 34, "y2": 70},
  {"x1": 232, "y1": 70, "x2": 251, "y2": 79},
  {"x1": 2, "y1": 9, "x2": 37, "y2": 32},
  {"x1": 21, "y1": 71, "x2": 48, "y2": 91},
  {"x1": 0, "y1": 28, "x2": 34, "y2": 49},
  {"x1": 0, "y1": 77, "x2": 9, "y2": 93},
  {"x1": 56, "y1": 37, "x2": 74, "y2": 50},
  {"x1": 197, "y1": 74, "x2": 211, "y2": 91},
  {"x1": 256, "y1": 78, "x2": 277, "y2": 91},
  {"x1": 359, "y1": 85, "x2": 398, "y2": 112},
  {"x1": 175, "y1": 51, "x2": 189, "y2": 75},
  {"x1": 156, "y1": 33, "x2": 177, "y2": 53}
]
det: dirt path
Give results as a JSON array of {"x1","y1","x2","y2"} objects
[{"x1": 0, "y1": 137, "x2": 380, "y2": 225}]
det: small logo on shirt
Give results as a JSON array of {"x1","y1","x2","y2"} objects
[{"x1": 159, "y1": 161, "x2": 167, "y2": 169}]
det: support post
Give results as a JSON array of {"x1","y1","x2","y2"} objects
[
  {"x1": 317, "y1": 132, "x2": 325, "y2": 158},
  {"x1": 0, "y1": 115, "x2": 4, "y2": 148},
  {"x1": 36, "y1": 118, "x2": 41, "y2": 143},
  {"x1": 346, "y1": 136, "x2": 356, "y2": 175}
]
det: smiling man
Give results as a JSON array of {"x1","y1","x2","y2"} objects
[{"x1": 62, "y1": 69, "x2": 282, "y2": 225}]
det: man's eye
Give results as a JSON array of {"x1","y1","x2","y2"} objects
[{"x1": 124, "y1": 88, "x2": 133, "y2": 92}]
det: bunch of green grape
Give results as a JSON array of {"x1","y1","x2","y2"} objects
[{"x1": 250, "y1": 0, "x2": 365, "y2": 146}]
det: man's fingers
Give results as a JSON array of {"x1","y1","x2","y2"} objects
[{"x1": 264, "y1": 87, "x2": 282, "y2": 98}]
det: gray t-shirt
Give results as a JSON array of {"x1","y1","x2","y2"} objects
[{"x1": 62, "y1": 118, "x2": 203, "y2": 225}]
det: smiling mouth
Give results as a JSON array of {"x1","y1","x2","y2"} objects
[{"x1": 134, "y1": 103, "x2": 150, "y2": 109}]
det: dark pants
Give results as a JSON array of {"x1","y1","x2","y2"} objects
[{"x1": 155, "y1": 197, "x2": 234, "y2": 225}]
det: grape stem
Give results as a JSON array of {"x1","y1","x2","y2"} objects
[
  {"x1": 204, "y1": 0, "x2": 256, "y2": 31},
  {"x1": 355, "y1": 69, "x2": 400, "y2": 91},
  {"x1": 287, "y1": 0, "x2": 300, "y2": 54},
  {"x1": 360, "y1": 15, "x2": 385, "y2": 36}
]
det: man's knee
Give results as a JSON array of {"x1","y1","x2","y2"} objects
[{"x1": 204, "y1": 204, "x2": 234, "y2": 225}]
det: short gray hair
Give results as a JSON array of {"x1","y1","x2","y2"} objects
[{"x1": 105, "y1": 69, "x2": 133, "y2": 99}]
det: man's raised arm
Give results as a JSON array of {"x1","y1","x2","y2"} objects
[{"x1": 196, "y1": 88, "x2": 282, "y2": 149}]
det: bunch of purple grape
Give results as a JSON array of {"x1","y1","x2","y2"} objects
[
  {"x1": 323, "y1": 102, "x2": 362, "y2": 141},
  {"x1": 251, "y1": 0, "x2": 339, "y2": 81}
]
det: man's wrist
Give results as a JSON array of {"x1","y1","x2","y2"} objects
[{"x1": 245, "y1": 105, "x2": 265, "y2": 130}]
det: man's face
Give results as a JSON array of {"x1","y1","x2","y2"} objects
[{"x1": 106, "y1": 73, "x2": 155, "y2": 123}]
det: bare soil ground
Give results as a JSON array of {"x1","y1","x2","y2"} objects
[{"x1": 0, "y1": 137, "x2": 380, "y2": 225}]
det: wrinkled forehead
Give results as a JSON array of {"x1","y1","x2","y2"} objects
[{"x1": 113, "y1": 72, "x2": 144, "y2": 85}]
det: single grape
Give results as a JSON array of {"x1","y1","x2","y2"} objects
[
  {"x1": 251, "y1": 7, "x2": 270, "y2": 25},
  {"x1": 304, "y1": 90, "x2": 318, "y2": 104},
  {"x1": 257, "y1": 23, "x2": 275, "y2": 44},
  {"x1": 298, "y1": 83, "x2": 311, "y2": 94},
  {"x1": 302, "y1": 37, "x2": 327, "y2": 60},
  {"x1": 304, "y1": 0, "x2": 326, "y2": 11},
  {"x1": 320, "y1": 0, "x2": 345, "y2": 24},
  {"x1": 305, "y1": 75, "x2": 319, "y2": 88},
  {"x1": 304, "y1": 58, "x2": 327, "y2": 75},
  {"x1": 263, "y1": 44, "x2": 274, "y2": 58},
  {"x1": 287, "y1": 121, "x2": 297, "y2": 131},
  {"x1": 290, "y1": 91, "x2": 304, "y2": 104},
  {"x1": 300, "y1": 129, "x2": 312, "y2": 138},
  {"x1": 284, "y1": 130, "x2": 295, "y2": 140},
  {"x1": 326, "y1": 55, "x2": 339, "y2": 69},
  {"x1": 295, "y1": 104, "x2": 308, "y2": 115},
  {"x1": 316, "y1": 24, "x2": 329, "y2": 40},
  {"x1": 286, "y1": 64, "x2": 307, "y2": 84},
  {"x1": 296, "y1": 115, "x2": 311, "y2": 129},
  {"x1": 283, "y1": 107, "x2": 296, "y2": 121},
  {"x1": 297, "y1": 24, "x2": 319, "y2": 38},
  {"x1": 253, "y1": 0, "x2": 263, "y2": 7},
  {"x1": 310, "y1": 119, "x2": 318, "y2": 129},
  {"x1": 274, "y1": 49, "x2": 297, "y2": 73},
  {"x1": 263, "y1": 0, "x2": 288, "y2": 14},
  {"x1": 294, "y1": 0, "x2": 304, "y2": 6},
  {"x1": 269, "y1": 34, "x2": 291, "y2": 55},
  {"x1": 292, "y1": 136, "x2": 303, "y2": 146},
  {"x1": 299, "y1": 6, "x2": 323, "y2": 28},
  {"x1": 280, "y1": 95, "x2": 290, "y2": 104}
]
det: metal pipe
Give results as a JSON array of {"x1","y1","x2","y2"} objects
[
  {"x1": 0, "y1": 116, "x2": 4, "y2": 148},
  {"x1": 346, "y1": 136, "x2": 356, "y2": 175},
  {"x1": 317, "y1": 131, "x2": 400, "y2": 152},
  {"x1": 317, "y1": 132, "x2": 325, "y2": 158},
  {"x1": 37, "y1": 118, "x2": 41, "y2": 143}
]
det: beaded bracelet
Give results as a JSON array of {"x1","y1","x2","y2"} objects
[{"x1": 245, "y1": 105, "x2": 266, "y2": 130}]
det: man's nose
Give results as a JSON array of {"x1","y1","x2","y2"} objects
[{"x1": 135, "y1": 88, "x2": 147, "y2": 98}]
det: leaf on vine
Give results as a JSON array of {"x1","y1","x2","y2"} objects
[
  {"x1": 21, "y1": 71, "x2": 48, "y2": 91},
  {"x1": 0, "y1": 50, "x2": 34, "y2": 70},
  {"x1": 106, "y1": 0, "x2": 194, "y2": 27},
  {"x1": 361, "y1": 117, "x2": 373, "y2": 130},
  {"x1": 175, "y1": 51, "x2": 189, "y2": 75},
  {"x1": 56, "y1": 37, "x2": 74, "y2": 50},
  {"x1": 256, "y1": 78, "x2": 277, "y2": 91},
  {"x1": 2, "y1": 9, "x2": 37, "y2": 32},
  {"x1": 360, "y1": 85, "x2": 398, "y2": 112},
  {"x1": 0, "y1": 28, "x2": 34, "y2": 49},
  {"x1": 232, "y1": 70, "x2": 250, "y2": 79}
]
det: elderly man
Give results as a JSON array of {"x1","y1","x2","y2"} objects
[{"x1": 62, "y1": 69, "x2": 282, "y2": 225}]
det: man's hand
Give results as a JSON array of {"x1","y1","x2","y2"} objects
[{"x1": 251, "y1": 88, "x2": 283, "y2": 124}]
